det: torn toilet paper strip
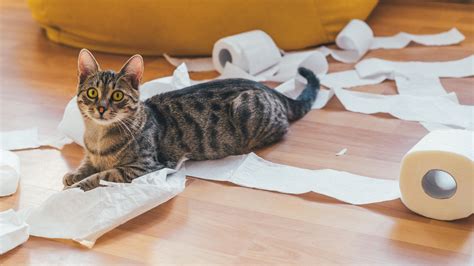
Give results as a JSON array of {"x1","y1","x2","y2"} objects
[
  {"x1": 185, "y1": 152, "x2": 401, "y2": 205},
  {"x1": 333, "y1": 88, "x2": 473, "y2": 129},
  {"x1": 394, "y1": 74, "x2": 447, "y2": 96},
  {"x1": 0, "y1": 209, "x2": 29, "y2": 254},
  {"x1": 0, "y1": 128, "x2": 40, "y2": 150},
  {"x1": 325, "y1": 21, "x2": 464, "y2": 63},
  {"x1": 393, "y1": 72, "x2": 468, "y2": 132},
  {"x1": 163, "y1": 53, "x2": 214, "y2": 72},
  {"x1": 25, "y1": 167, "x2": 186, "y2": 248},
  {"x1": 370, "y1": 28, "x2": 465, "y2": 50},
  {"x1": 139, "y1": 63, "x2": 191, "y2": 100},
  {"x1": 276, "y1": 82, "x2": 474, "y2": 130},
  {"x1": 355, "y1": 55, "x2": 474, "y2": 79}
]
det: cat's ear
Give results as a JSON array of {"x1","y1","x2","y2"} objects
[
  {"x1": 78, "y1": 49, "x2": 100, "y2": 84},
  {"x1": 119, "y1": 54, "x2": 144, "y2": 90}
]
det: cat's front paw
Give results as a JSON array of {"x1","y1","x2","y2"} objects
[
  {"x1": 66, "y1": 174, "x2": 102, "y2": 191},
  {"x1": 62, "y1": 172, "x2": 82, "y2": 187}
]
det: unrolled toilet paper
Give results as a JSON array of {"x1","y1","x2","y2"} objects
[
  {"x1": 370, "y1": 28, "x2": 465, "y2": 50},
  {"x1": 165, "y1": 20, "x2": 465, "y2": 74},
  {"x1": 399, "y1": 129, "x2": 474, "y2": 221},
  {"x1": 185, "y1": 153, "x2": 400, "y2": 205},
  {"x1": 355, "y1": 55, "x2": 474, "y2": 79}
]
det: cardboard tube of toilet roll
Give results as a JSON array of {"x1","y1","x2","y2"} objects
[
  {"x1": 211, "y1": 30, "x2": 282, "y2": 75},
  {"x1": 399, "y1": 129, "x2": 474, "y2": 220}
]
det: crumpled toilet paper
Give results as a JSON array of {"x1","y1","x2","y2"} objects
[
  {"x1": 0, "y1": 209, "x2": 29, "y2": 254},
  {"x1": 25, "y1": 167, "x2": 186, "y2": 248}
]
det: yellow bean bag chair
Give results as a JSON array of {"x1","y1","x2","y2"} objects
[{"x1": 28, "y1": 0, "x2": 377, "y2": 56}]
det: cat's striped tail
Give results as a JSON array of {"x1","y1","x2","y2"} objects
[{"x1": 286, "y1": 67, "x2": 320, "y2": 121}]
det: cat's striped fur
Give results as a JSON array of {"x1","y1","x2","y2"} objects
[{"x1": 64, "y1": 49, "x2": 319, "y2": 190}]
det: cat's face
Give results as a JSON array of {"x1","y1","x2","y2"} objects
[{"x1": 76, "y1": 49, "x2": 144, "y2": 125}]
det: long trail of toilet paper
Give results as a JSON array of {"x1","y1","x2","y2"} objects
[
  {"x1": 355, "y1": 55, "x2": 474, "y2": 79},
  {"x1": 185, "y1": 153, "x2": 401, "y2": 205}
]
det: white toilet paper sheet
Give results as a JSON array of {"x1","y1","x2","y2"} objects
[
  {"x1": 139, "y1": 63, "x2": 192, "y2": 100},
  {"x1": 334, "y1": 88, "x2": 473, "y2": 129},
  {"x1": 163, "y1": 53, "x2": 214, "y2": 72},
  {"x1": 395, "y1": 74, "x2": 447, "y2": 96},
  {"x1": 370, "y1": 28, "x2": 465, "y2": 50},
  {"x1": 356, "y1": 55, "x2": 474, "y2": 79},
  {"x1": 0, "y1": 128, "x2": 40, "y2": 151}
]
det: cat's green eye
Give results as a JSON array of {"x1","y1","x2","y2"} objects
[
  {"x1": 112, "y1": 90, "x2": 124, "y2": 101},
  {"x1": 87, "y1": 88, "x2": 98, "y2": 99}
]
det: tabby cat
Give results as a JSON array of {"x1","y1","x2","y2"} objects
[{"x1": 63, "y1": 49, "x2": 319, "y2": 190}]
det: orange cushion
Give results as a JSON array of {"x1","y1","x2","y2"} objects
[{"x1": 28, "y1": 0, "x2": 378, "y2": 56}]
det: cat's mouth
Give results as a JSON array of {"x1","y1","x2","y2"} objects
[
  {"x1": 89, "y1": 112, "x2": 115, "y2": 125},
  {"x1": 95, "y1": 117, "x2": 116, "y2": 125}
]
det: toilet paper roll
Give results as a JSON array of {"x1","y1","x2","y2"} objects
[
  {"x1": 331, "y1": 19, "x2": 374, "y2": 63},
  {"x1": 399, "y1": 129, "x2": 474, "y2": 221},
  {"x1": 212, "y1": 30, "x2": 282, "y2": 75},
  {"x1": 0, "y1": 149, "x2": 21, "y2": 197}
]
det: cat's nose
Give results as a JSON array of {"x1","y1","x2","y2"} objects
[{"x1": 98, "y1": 106, "x2": 107, "y2": 116}]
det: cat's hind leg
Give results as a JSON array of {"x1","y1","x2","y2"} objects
[{"x1": 230, "y1": 91, "x2": 289, "y2": 151}]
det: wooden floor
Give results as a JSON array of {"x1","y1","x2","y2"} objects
[{"x1": 1, "y1": 0, "x2": 473, "y2": 264}]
